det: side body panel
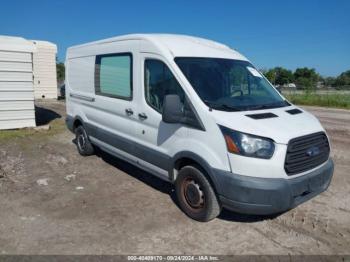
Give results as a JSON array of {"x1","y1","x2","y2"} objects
[{"x1": 66, "y1": 40, "x2": 139, "y2": 159}]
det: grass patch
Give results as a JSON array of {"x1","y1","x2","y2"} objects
[
  {"x1": 0, "y1": 118, "x2": 66, "y2": 142},
  {"x1": 284, "y1": 92, "x2": 350, "y2": 109}
]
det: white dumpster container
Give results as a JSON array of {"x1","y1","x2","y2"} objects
[
  {"x1": 32, "y1": 40, "x2": 58, "y2": 99},
  {"x1": 0, "y1": 36, "x2": 36, "y2": 130}
]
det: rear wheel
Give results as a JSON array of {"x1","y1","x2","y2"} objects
[
  {"x1": 75, "y1": 125, "x2": 94, "y2": 156},
  {"x1": 175, "y1": 165, "x2": 221, "y2": 222}
]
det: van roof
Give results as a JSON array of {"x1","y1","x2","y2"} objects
[{"x1": 67, "y1": 34, "x2": 248, "y2": 61}]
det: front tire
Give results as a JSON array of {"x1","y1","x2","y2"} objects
[
  {"x1": 75, "y1": 125, "x2": 94, "y2": 156},
  {"x1": 175, "y1": 165, "x2": 221, "y2": 222}
]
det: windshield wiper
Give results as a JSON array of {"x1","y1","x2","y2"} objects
[
  {"x1": 204, "y1": 101, "x2": 242, "y2": 112},
  {"x1": 247, "y1": 101, "x2": 289, "y2": 110},
  {"x1": 247, "y1": 104, "x2": 273, "y2": 110}
]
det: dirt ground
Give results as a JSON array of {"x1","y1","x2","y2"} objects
[{"x1": 0, "y1": 100, "x2": 349, "y2": 255}]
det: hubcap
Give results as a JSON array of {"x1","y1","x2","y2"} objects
[{"x1": 183, "y1": 178, "x2": 204, "y2": 209}]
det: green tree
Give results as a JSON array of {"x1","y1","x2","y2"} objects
[
  {"x1": 56, "y1": 62, "x2": 65, "y2": 82},
  {"x1": 275, "y1": 67, "x2": 294, "y2": 85},
  {"x1": 264, "y1": 69, "x2": 276, "y2": 84},
  {"x1": 323, "y1": 76, "x2": 336, "y2": 87},
  {"x1": 335, "y1": 70, "x2": 350, "y2": 88},
  {"x1": 294, "y1": 67, "x2": 319, "y2": 90},
  {"x1": 264, "y1": 67, "x2": 294, "y2": 85}
]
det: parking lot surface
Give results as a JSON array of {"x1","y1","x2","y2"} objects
[{"x1": 0, "y1": 101, "x2": 349, "y2": 255}]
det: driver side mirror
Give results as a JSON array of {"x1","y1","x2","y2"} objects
[{"x1": 162, "y1": 94, "x2": 184, "y2": 123}]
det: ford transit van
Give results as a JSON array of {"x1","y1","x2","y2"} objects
[{"x1": 65, "y1": 34, "x2": 333, "y2": 221}]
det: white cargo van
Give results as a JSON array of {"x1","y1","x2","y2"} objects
[{"x1": 65, "y1": 34, "x2": 333, "y2": 221}]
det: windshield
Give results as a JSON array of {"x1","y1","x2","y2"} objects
[{"x1": 175, "y1": 57, "x2": 289, "y2": 111}]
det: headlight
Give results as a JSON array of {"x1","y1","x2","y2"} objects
[{"x1": 219, "y1": 125, "x2": 275, "y2": 159}]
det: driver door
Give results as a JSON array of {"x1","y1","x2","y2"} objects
[{"x1": 133, "y1": 53, "x2": 187, "y2": 178}]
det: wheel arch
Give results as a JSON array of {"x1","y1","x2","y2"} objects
[
  {"x1": 171, "y1": 151, "x2": 220, "y2": 194},
  {"x1": 72, "y1": 116, "x2": 85, "y2": 132}
]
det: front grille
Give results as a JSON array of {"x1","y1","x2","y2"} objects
[{"x1": 285, "y1": 132, "x2": 330, "y2": 175}]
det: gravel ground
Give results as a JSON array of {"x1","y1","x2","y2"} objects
[{"x1": 0, "y1": 100, "x2": 349, "y2": 255}]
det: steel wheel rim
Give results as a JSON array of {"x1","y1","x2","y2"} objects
[
  {"x1": 77, "y1": 131, "x2": 86, "y2": 151},
  {"x1": 181, "y1": 177, "x2": 205, "y2": 211}
]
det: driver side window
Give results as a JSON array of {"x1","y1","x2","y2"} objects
[{"x1": 144, "y1": 59, "x2": 185, "y2": 113}]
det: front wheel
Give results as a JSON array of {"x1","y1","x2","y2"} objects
[
  {"x1": 175, "y1": 165, "x2": 221, "y2": 222},
  {"x1": 75, "y1": 125, "x2": 95, "y2": 156}
]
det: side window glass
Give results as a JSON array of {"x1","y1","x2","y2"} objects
[
  {"x1": 144, "y1": 59, "x2": 185, "y2": 113},
  {"x1": 95, "y1": 53, "x2": 132, "y2": 99}
]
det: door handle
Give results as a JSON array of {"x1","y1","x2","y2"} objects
[
  {"x1": 125, "y1": 108, "x2": 134, "y2": 115},
  {"x1": 138, "y1": 113, "x2": 148, "y2": 120}
]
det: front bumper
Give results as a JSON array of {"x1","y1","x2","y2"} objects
[{"x1": 216, "y1": 158, "x2": 334, "y2": 215}]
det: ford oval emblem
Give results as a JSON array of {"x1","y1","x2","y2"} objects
[{"x1": 306, "y1": 146, "x2": 320, "y2": 157}]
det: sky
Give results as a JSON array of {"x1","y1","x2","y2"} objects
[{"x1": 0, "y1": 0, "x2": 349, "y2": 77}]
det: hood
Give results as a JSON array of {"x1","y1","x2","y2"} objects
[{"x1": 210, "y1": 106, "x2": 325, "y2": 144}]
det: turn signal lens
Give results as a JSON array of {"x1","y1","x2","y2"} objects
[{"x1": 224, "y1": 135, "x2": 240, "y2": 154}]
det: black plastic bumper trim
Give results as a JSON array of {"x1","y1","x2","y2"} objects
[{"x1": 216, "y1": 158, "x2": 334, "y2": 215}]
